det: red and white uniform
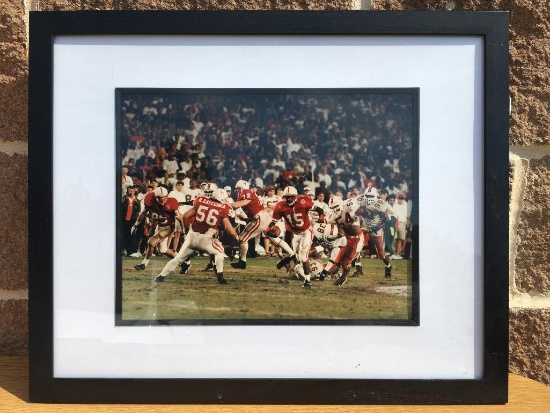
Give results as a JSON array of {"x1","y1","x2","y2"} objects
[
  {"x1": 143, "y1": 192, "x2": 180, "y2": 228},
  {"x1": 272, "y1": 195, "x2": 314, "y2": 263},
  {"x1": 191, "y1": 196, "x2": 232, "y2": 235},
  {"x1": 238, "y1": 189, "x2": 264, "y2": 219},
  {"x1": 158, "y1": 196, "x2": 231, "y2": 277},
  {"x1": 327, "y1": 198, "x2": 364, "y2": 269},
  {"x1": 142, "y1": 192, "x2": 181, "y2": 253},
  {"x1": 238, "y1": 189, "x2": 272, "y2": 242}
]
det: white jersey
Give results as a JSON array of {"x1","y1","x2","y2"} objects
[
  {"x1": 327, "y1": 198, "x2": 361, "y2": 228},
  {"x1": 289, "y1": 258, "x2": 325, "y2": 280},
  {"x1": 312, "y1": 222, "x2": 340, "y2": 245},
  {"x1": 310, "y1": 200, "x2": 329, "y2": 223},
  {"x1": 363, "y1": 199, "x2": 392, "y2": 235}
]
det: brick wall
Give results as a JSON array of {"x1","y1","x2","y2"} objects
[{"x1": 0, "y1": 0, "x2": 547, "y2": 386}]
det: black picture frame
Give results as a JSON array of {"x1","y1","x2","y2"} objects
[{"x1": 29, "y1": 10, "x2": 509, "y2": 404}]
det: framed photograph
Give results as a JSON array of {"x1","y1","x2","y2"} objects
[
  {"x1": 115, "y1": 87, "x2": 419, "y2": 326},
  {"x1": 29, "y1": 10, "x2": 509, "y2": 404}
]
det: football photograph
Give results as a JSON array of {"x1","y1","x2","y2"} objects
[{"x1": 116, "y1": 89, "x2": 418, "y2": 325}]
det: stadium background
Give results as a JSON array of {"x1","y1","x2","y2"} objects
[
  {"x1": 119, "y1": 91, "x2": 415, "y2": 203},
  {"x1": 0, "y1": 0, "x2": 547, "y2": 387}
]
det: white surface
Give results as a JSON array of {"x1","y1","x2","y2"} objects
[{"x1": 53, "y1": 35, "x2": 484, "y2": 379}]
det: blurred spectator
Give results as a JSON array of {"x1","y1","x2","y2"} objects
[
  {"x1": 122, "y1": 185, "x2": 141, "y2": 257},
  {"x1": 120, "y1": 92, "x2": 415, "y2": 213},
  {"x1": 391, "y1": 191, "x2": 410, "y2": 259}
]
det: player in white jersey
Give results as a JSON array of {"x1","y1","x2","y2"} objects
[
  {"x1": 288, "y1": 257, "x2": 325, "y2": 281},
  {"x1": 358, "y1": 187, "x2": 393, "y2": 279},
  {"x1": 311, "y1": 222, "x2": 344, "y2": 279},
  {"x1": 320, "y1": 195, "x2": 364, "y2": 287}
]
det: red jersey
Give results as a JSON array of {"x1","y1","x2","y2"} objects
[
  {"x1": 191, "y1": 196, "x2": 231, "y2": 234},
  {"x1": 237, "y1": 189, "x2": 264, "y2": 218},
  {"x1": 143, "y1": 192, "x2": 180, "y2": 227},
  {"x1": 272, "y1": 195, "x2": 314, "y2": 232}
]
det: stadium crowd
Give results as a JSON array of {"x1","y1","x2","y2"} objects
[{"x1": 120, "y1": 92, "x2": 415, "y2": 286}]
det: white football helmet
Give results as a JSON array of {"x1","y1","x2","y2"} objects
[
  {"x1": 328, "y1": 195, "x2": 343, "y2": 215},
  {"x1": 282, "y1": 186, "x2": 298, "y2": 206},
  {"x1": 212, "y1": 188, "x2": 228, "y2": 203},
  {"x1": 364, "y1": 187, "x2": 379, "y2": 205},
  {"x1": 235, "y1": 180, "x2": 249, "y2": 195},
  {"x1": 203, "y1": 182, "x2": 218, "y2": 198},
  {"x1": 154, "y1": 186, "x2": 169, "y2": 204},
  {"x1": 224, "y1": 186, "x2": 232, "y2": 195}
]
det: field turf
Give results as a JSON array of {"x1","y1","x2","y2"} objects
[{"x1": 120, "y1": 256, "x2": 413, "y2": 323}]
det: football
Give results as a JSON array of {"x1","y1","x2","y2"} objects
[{"x1": 265, "y1": 226, "x2": 281, "y2": 238}]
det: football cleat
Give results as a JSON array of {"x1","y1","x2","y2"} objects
[
  {"x1": 352, "y1": 266, "x2": 363, "y2": 277},
  {"x1": 216, "y1": 272, "x2": 227, "y2": 284},
  {"x1": 318, "y1": 270, "x2": 328, "y2": 281},
  {"x1": 276, "y1": 254, "x2": 295, "y2": 270},
  {"x1": 385, "y1": 265, "x2": 392, "y2": 280},
  {"x1": 134, "y1": 263, "x2": 146, "y2": 271},
  {"x1": 202, "y1": 262, "x2": 215, "y2": 272},
  {"x1": 302, "y1": 280, "x2": 312, "y2": 289},
  {"x1": 230, "y1": 260, "x2": 247, "y2": 269},
  {"x1": 180, "y1": 261, "x2": 191, "y2": 274},
  {"x1": 333, "y1": 275, "x2": 347, "y2": 287},
  {"x1": 154, "y1": 275, "x2": 165, "y2": 283}
]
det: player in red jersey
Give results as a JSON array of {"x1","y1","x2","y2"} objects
[
  {"x1": 265, "y1": 186, "x2": 318, "y2": 288},
  {"x1": 132, "y1": 187, "x2": 183, "y2": 271},
  {"x1": 229, "y1": 180, "x2": 294, "y2": 269},
  {"x1": 155, "y1": 188, "x2": 238, "y2": 284}
]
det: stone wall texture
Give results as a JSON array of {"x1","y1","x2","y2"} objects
[{"x1": 0, "y1": 0, "x2": 548, "y2": 388}]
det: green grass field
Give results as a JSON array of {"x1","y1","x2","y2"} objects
[{"x1": 120, "y1": 256, "x2": 413, "y2": 323}]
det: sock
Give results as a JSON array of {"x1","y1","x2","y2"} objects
[{"x1": 239, "y1": 243, "x2": 248, "y2": 262}]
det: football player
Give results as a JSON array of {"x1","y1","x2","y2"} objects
[
  {"x1": 288, "y1": 256, "x2": 325, "y2": 281},
  {"x1": 265, "y1": 186, "x2": 319, "y2": 288},
  {"x1": 229, "y1": 180, "x2": 294, "y2": 269},
  {"x1": 312, "y1": 221, "x2": 347, "y2": 281},
  {"x1": 322, "y1": 195, "x2": 364, "y2": 287},
  {"x1": 359, "y1": 187, "x2": 393, "y2": 279},
  {"x1": 155, "y1": 188, "x2": 238, "y2": 284},
  {"x1": 132, "y1": 187, "x2": 183, "y2": 271}
]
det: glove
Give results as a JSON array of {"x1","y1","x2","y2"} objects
[{"x1": 131, "y1": 224, "x2": 139, "y2": 235}]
